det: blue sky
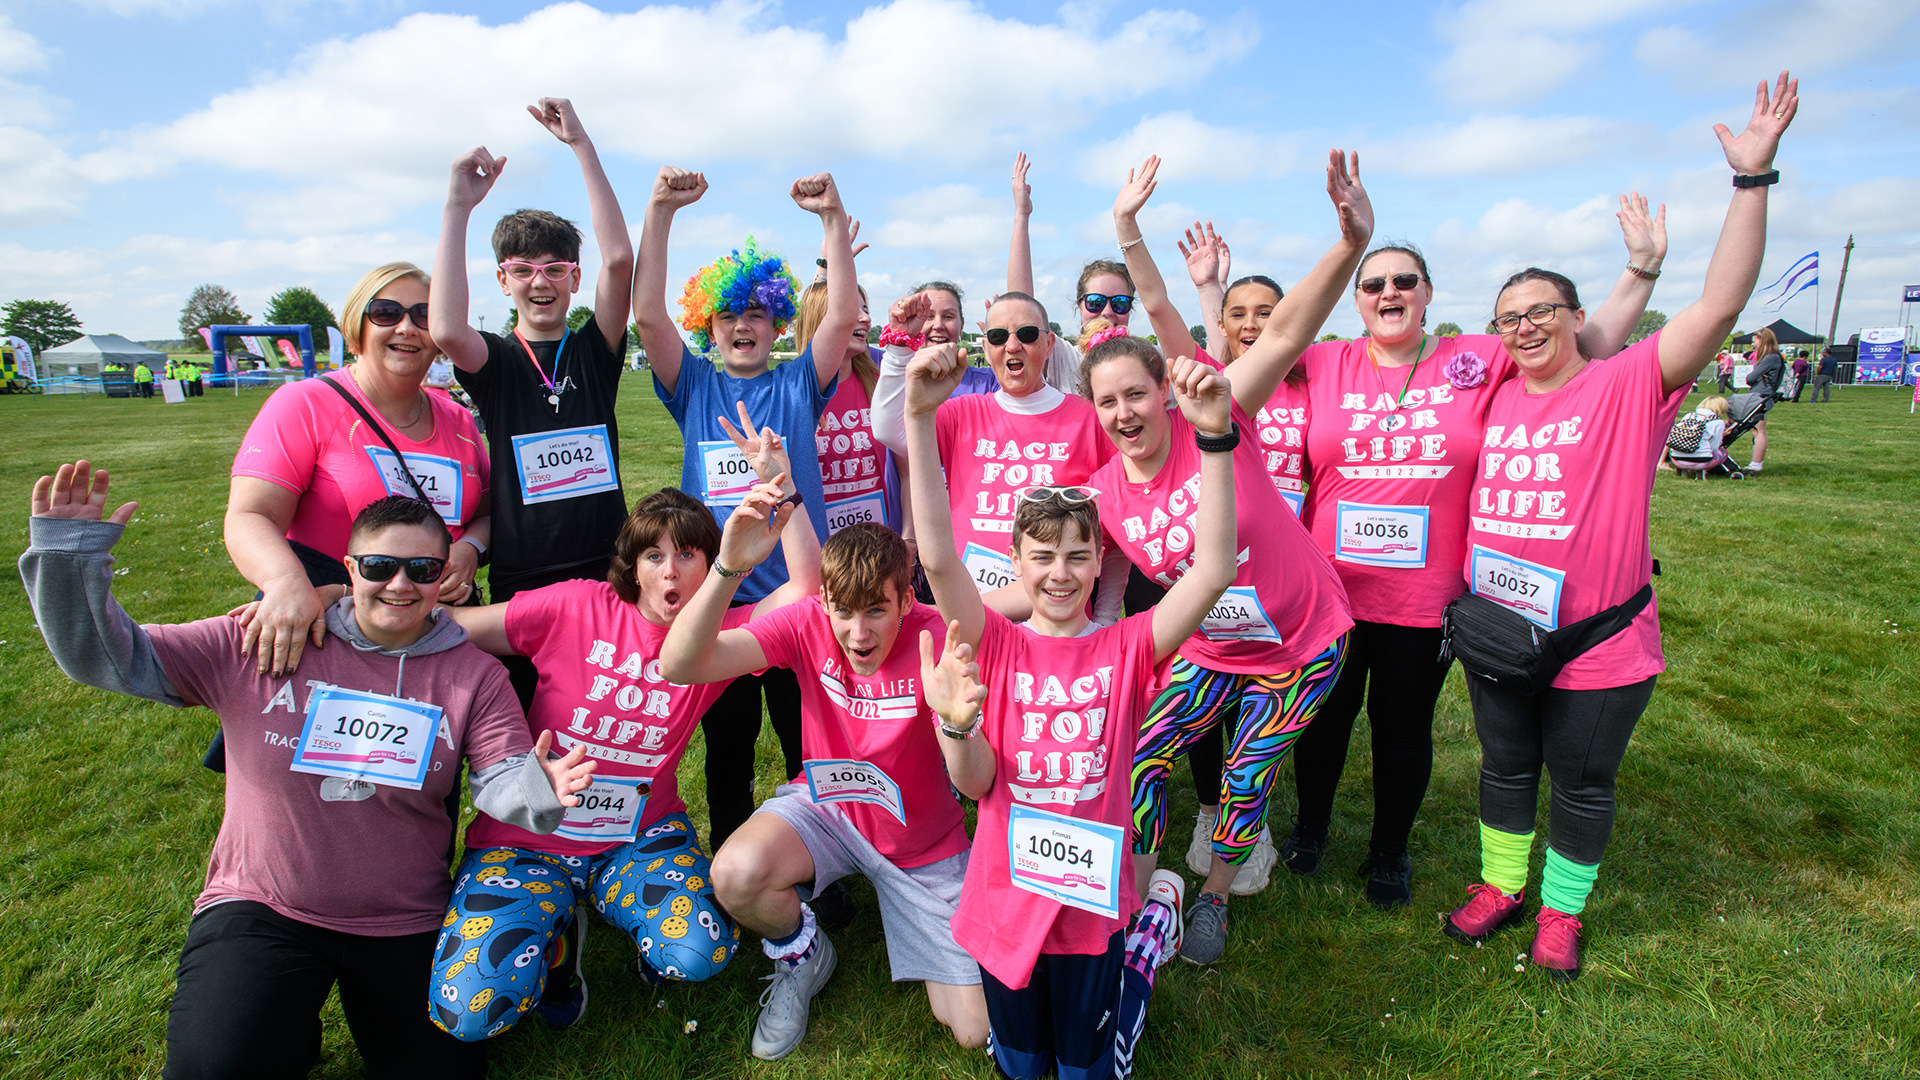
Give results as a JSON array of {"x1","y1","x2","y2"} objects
[{"x1": 3, "y1": 0, "x2": 1916, "y2": 346}]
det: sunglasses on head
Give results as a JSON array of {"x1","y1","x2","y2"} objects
[
  {"x1": 1080, "y1": 293, "x2": 1134, "y2": 315},
  {"x1": 365, "y1": 299, "x2": 430, "y2": 330},
  {"x1": 985, "y1": 325, "x2": 1043, "y2": 347},
  {"x1": 1357, "y1": 273, "x2": 1424, "y2": 295},
  {"x1": 1017, "y1": 485, "x2": 1097, "y2": 506},
  {"x1": 499, "y1": 260, "x2": 579, "y2": 282},
  {"x1": 348, "y1": 554, "x2": 447, "y2": 584}
]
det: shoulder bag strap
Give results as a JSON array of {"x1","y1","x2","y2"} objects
[{"x1": 317, "y1": 374, "x2": 433, "y2": 504}]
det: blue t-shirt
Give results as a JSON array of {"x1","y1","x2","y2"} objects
[{"x1": 657, "y1": 345, "x2": 835, "y2": 602}]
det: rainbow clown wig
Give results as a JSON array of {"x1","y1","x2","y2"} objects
[{"x1": 678, "y1": 237, "x2": 799, "y2": 352}]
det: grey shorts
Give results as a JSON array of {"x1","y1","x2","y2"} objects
[{"x1": 757, "y1": 783, "x2": 979, "y2": 985}]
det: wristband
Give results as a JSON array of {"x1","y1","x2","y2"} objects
[
  {"x1": 1118, "y1": 236, "x2": 1145, "y2": 252},
  {"x1": 1194, "y1": 421, "x2": 1240, "y2": 454},
  {"x1": 940, "y1": 718, "x2": 979, "y2": 740},
  {"x1": 1626, "y1": 264, "x2": 1661, "y2": 281},
  {"x1": 877, "y1": 326, "x2": 926, "y2": 351},
  {"x1": 713, "y1": 562, "x2": 748, "y2": 580},
  {"x1": 815, "y1": 257, "x2": 828, "y2": 268},
  {"x1": 1732, "y1": 170, "x2": 1780, "y2": 189},
  {"x1": 458, "y1": 535, "x2": 488, "y2": 555}
]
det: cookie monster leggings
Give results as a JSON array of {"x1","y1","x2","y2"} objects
[
  {"x1": 428, "y1": 813, "x2": 738, "y2": 1041},
  {"x1": 1131, "y1": 636, "x2": 1347, "y2": 864}
]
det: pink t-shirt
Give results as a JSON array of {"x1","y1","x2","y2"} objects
[
  {"x1": 746, "y1": 598, "x2": 970, "y2": 868},
  {"x1": 1091, "y1": 400, "x2": 1350, "y2": 676},
  {"x1": 233, "y1": 373, "x2": 490, "y2": 559},
  {"x1": 462, "y1": 580, "x2": 754, "y2": 856},
  {"x1": 934, "y1": 389, "x2": 1114, "y2": 592},
  {"x1": 1299, "y1": 335, "x2": 1516, "y2": 627},
  {"x1": 1196, "y1": 350, "x2": 1310, "y2": 515},
  {"x1": 1468, "y1": 334, "x2": 1686, "y2": 690},
  {"x1": 145, "y1": 614, "x2": 527, "y2": 935},
  {"x1": 951, "y1": 611, "x2": 1159, "y2": 990},
  {"x1": 816, "y1": 376, "x2": 893, "y2": 534}
]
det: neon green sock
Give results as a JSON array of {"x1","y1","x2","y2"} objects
[
  {"x1": 1479, "y1": 822, "x2": 1534, "y2": 896},
  {"x1": 1541, "y1": 847, "x2": 1601, "y2": 915}
]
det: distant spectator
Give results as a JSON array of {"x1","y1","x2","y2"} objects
[
  {"x1": 1714, "y1": 350, "x2": 1735, "y2": 395},
  {"x1": 1668, "y1": 395, "x2": 1730, "y2": 469},
  {"x1": 1789, "y1": 350, "x2": 1810, "y2": 401},
  {"x1": 1735, "y1": 327, "x2": 1784, "y2": 472},
  {"x1": 1813, "y1": 347, "x2": 1837, "y2": 403}
]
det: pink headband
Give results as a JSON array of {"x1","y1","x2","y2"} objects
[{"x1": 1085, "y1": 326, "x2": 1128, "y2": 350}]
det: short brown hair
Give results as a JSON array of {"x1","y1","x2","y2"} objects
[
  {"x1": 820, "y1": 523, "x2": 912, "y2": 612},
  {"x1": 491, "y1": 209, "x2": 582, "y2": 264},
  {"x1": 608, "y1": 489, "x2": 721, "y2": 604},
  {"x1": 1012, "y1": 493, "x2": 1101, "y2": 555}
]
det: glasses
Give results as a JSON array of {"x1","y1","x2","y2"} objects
[
  {"x1": 499, "y1": 260, "x2": 579, "y2": 282},
  {"x1": 1017, "y1": 486, "x2": 1097, "y2": 505},
  {"x1": 1492, "y1": 303, "x2": 1573, "y2": 334},
  {"x1": 364, "y1": 299, "x2": 430, "y2": 330},
  {"x1": 1080, "y1": 293, "x2": 1134, "y2": 316},
  {"x1": 348, "y1": 554, "x2": 448, "y2": 585},
  {"x1": 1357, "y1": 273, "x2": 1424, "y2": 295},
  {"x1": 985, "y1": 325, "x2": 1043, "y2": 347}
]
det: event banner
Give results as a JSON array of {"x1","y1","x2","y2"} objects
[
  {"x1": 1905, "y1": 285, "x2": 1920, "y2": 303},
  {"x1": 7, "y1": 336, "x2": 34, "y2": 380},
  {"x1": 1856, "y1": 327, "x2": 1907, "y2": 383}
]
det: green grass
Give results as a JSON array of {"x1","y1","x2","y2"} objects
[{"x1": 1, "y1": 384, "x2": 1916, "y2": 1078}]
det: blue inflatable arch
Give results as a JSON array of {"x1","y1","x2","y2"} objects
[{"x1": 208, "y1": 325, "x2": 316, "y2": 380}]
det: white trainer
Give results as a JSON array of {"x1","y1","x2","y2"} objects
[
  {"x1": 751, "y1": 933, "x2": 838, "y2": 1060},
  {"x1": 1229, "y1": 826, "x2": 1278, "y2": 896},
  {"x1": 1184, "y1": 809, "x2": 1218, "y2": 876},
  {"x1": 1145, "y1": 869, "x2": 1185, "y2": 964}
]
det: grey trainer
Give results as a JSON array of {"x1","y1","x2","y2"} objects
[
  {"x1": 1181, "y1": 892, "x2": 1230, "y2": 965},
  {"x1": 751, "y1": 933, "x2": 838, "y2": 1060}
]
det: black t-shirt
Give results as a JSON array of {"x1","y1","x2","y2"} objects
[{"x1": 456, "y1": 319, "x2": 628, "y2": 589}]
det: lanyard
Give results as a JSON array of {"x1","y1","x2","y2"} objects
[
  {"x1": 1367, "y1": 333, "x2": 1426, "y2": 411},
  {"x1": 514, "y1": 326, "x2": 571, "y2": 407}
]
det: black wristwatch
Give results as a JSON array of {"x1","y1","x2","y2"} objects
[{"x1": 1732, "y1": 170, "x2": 1780, "y2": 188}]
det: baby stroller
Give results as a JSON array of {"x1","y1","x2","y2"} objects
[{"x1": 1669, "y1": 394, "x2": 1769, "y2": 479}]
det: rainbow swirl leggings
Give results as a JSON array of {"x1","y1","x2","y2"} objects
[{"x1": 1131, "y1": 635, "x2": 1348, "y2": 863}]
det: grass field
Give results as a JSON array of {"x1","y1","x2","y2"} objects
[{"x1": 1, "y1": 382, "x2": 1916, "y2": 1079}]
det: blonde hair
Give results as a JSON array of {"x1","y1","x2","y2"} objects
[
  {"x1": 1698, "y1": 395, "x2": 1731, "y2": 421},
  {"x1": 795, "y1": 280, "x2": 876, "y2": 397},
  {"x1": 340, "y1": 262, "x2": 431, "y2": 356}
]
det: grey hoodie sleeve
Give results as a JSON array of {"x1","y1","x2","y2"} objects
[
  {"x1": 18, "y1": 517, "x2": 185, "y2": 707},
  {"x1": 468, "y1": 752, "x2": 566, "y2": 834}
]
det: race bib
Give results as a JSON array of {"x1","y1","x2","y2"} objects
[
  {"x1": 803, "y1": 759, "x2": 906, "y2": 824},
  {"x1": 510, "y1": 426, "x2": 619, "y2": 506},
  {"x1": 553, "y1": 775, "x2": 649, "y2": 843},
  {"x1": 963, "y1": 542, "x2": 1016, "y2": 593},
  {"x1": 824, "y1": 492, "x2": 886, "y2": 536},
  {"x1": 1199, "y1": 585, "x2": 1282, "y2": 643},
  {"x1": 1280, "y1": 489, "x2": 1304, "y2": 518},
  {"x1": 1469, "y1": 545, "x2": 1566, "y2": 630},
  {"x1": 290, "y1": 684, "x2": 440, "y2": 790},
  {"x1": 698, "y1": 440, "x2": 759, "y2": 506},
  {"x1": 1335, "y1": 502, "x2": 1429, "y2": 568},
  {"x1": 364, "y1": 448, "x2": 463, "y2": 525},
  {"x1": 1006, "y1": 803, "x2": 1124, "y2": 919}
]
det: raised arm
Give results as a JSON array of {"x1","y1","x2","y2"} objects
[
  {"x1": 1575, "y1": 192, "x2": 1668, "y2": 359},
  {"x1": 224, "y1": 476, "x2": 327, "y2": 677},
  {"x1": 632, "y1": 166, "x2": 709, "y2": 396},
  {"x1": 1150, "y1": 360, "x2": 1237, "y2": 660},
  {"x1": 1658, "y1": 73, "x2": 1798, "y2": 394},
  {"x1": 431, "y1": 148, "x2": 506, "y2": 373},
  {"x1": 711, "y1": 401, "x2": 824, "y2": 613},
  {"x1": 1179, "y1": 222, "x2": 1230, "y2": 358},
  {"x1": 901, "y1": 344, "x2": 986, "y2": 650},
  {"x1": 1228, "y1": 150, "x2": 1374, "y2": 412},
  {"x1": 793, "y1": 173, "x2": 857, "y2": 391},
  {"x1": 1006, "y1": 152, "x2": 1035, "y2": 295},
  {"x1": 1112, "y1": 155, "x2": 1200, "y2": 362},
  {"x1": 528, "y1": 98, "x2": 634, "y2": 349},
  {"x1": 446, "y1": 602, "x2": 513, "y2": 656},
  {"x1": 658, "y1": 482, "x2": 795, "y2": 685},
  {"x1": 868, "y1": 292, "x2": 931, "y2": 456},
  {"x1": 919, "y1": 621, "x2": 996, "y2": 799}
]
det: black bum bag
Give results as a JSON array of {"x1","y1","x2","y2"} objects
[{"x1": 1440, "y1": 583, "x2": 1652, "y2": 694}]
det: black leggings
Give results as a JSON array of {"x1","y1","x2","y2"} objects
[
  {"x1": 1289, "y1": 620, "x2": 1450, "y2": 855},
  {"x1": 163, "y1": 901, "x2": 483, "y2": 1080},
  {"x1": 699, "y1": 666, "x2": 803, "y2": 851},
  {"x1": 1468, "y1": 676, "x2": 1655, "y2": 865},
  {"x1": 1122, "y1": 566, "x2": 1220, "y2": 806}
]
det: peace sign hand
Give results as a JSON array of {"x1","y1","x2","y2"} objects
[{"x1": 716, "y1": 401, "x2": 791, "y2": 492}]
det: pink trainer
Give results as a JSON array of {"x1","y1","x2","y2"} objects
[
  {"x1": 1444, "y1": 883, "x2": 1526, "y2": 944},
  {"x1": 1531, "y1": 907, "x2": 1583, "y2": 981}
]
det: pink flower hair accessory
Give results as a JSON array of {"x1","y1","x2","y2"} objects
[
  {"x1": 1446, "y1": 351, "x2": 1488, "y2": 389},
  {"x1": 1084, "y1": 326, "x2": 1129, "y2": 350}
]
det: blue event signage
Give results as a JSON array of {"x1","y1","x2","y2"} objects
[{"x1": 1904, "y1": 285, "x2": 1920, "y2": 304}]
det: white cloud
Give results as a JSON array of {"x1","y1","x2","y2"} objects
[
  {"x1": 1635, "y1": 0, "x2": 1920, "y2": 88},
  {"x1": 1369, "y1": 114, "x2": 1656, "y2": 176},
  {"x1": 1077, "y1": 112, "x2": 1300, "y2": 185},
  {"x1": 1428, "y1": 0, "x2": 1678, "y2": 107},
  {"x1": 1073, "y1": 201, "x2": 1199, "y2": 246},
  {"x1": 874, "y1": 184, "x2": 1009, "y2": 254}
]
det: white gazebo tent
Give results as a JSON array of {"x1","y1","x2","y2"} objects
[{"x1": 38, "y1": 334, "x2": 167, "y2": 395}]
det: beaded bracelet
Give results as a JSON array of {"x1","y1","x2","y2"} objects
[
  {"x1": 877, "y1": 326, "x2": 926, "y2": 351},
  {"x1": 1626, "y1": 264, "x2": 1661, "y2": 281}
]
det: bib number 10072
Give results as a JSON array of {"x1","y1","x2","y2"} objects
[{"x1": 291, "y1": 684, "x2": 441, "y2": 790}]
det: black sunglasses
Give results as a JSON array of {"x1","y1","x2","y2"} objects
[
  {"x1": 1080, "y1": 293, "x2": 1134, "y2": 315},
  {"x1": 985, "y1": 325, "x2": 1043, "y2": 347},
  {"x1": 1357, "y1": 273, "x2": 1424, "y2": 295},
  {"x1": 365, "y1": 298, "x2": 431, "y2": 330},
  {"x1": 348, "y1": 553, "x2": 447, "y2": 584}
]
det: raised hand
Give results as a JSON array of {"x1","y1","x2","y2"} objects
[
  {"x1": 716, "y1": 400, "x2": 792, "y2": 489},
  {"x1": 889, "y1": 291, "x2": 931, "y2": 338},
  {"x1": 717, "y1": 478, "x2": 800, "y2": 573},
  {"x1": 1325, "y1": 148, "x2": 1373, "y2": 247},
  {"x1": 1011, "y1": 151, "x2": 1033, "y2": 216},
  {"x1": 31, "y1": 460, "x2": 137, "y2": 525},
  {"x1": 526, "y1": 97, "x2": 586, "y2": 146},
  {"x1": 1179, "y1": 221, "x2": 1224, "y2": 288},
  {"x1": 1216, "y1": 231, "x2": 1232, "y2": 287},
  {"x1": 533, "y1": 729, "x2": 598, "y2": 808},
  {"x1": 447, "y1": 147, "x2": 507, "y2": 211},
  {"x1": 1716, "y1": 71, "x2": 1797, "y2": 175},
  {"x1": 1114, "y1": 155, "x2": 1161, "y2": 222},
  {"x1": 791, "y1": 173, "x2": 845, "y2": 217},
  {"x1": 1169, "y1": 354, "x2": 1231, "y2": 437},
  {"x1": 651, "y1": 166, "x2": 708, "y2": 210},
  {"x1": 919, "y1": 621, "x2": 986, "y2": 731},
  {"x1": 904, "y1": 342, "x2": 965, "y2": 415},
  {"x1": 1617, "y1": 191, "x2": 1669, "y2": 268}
]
